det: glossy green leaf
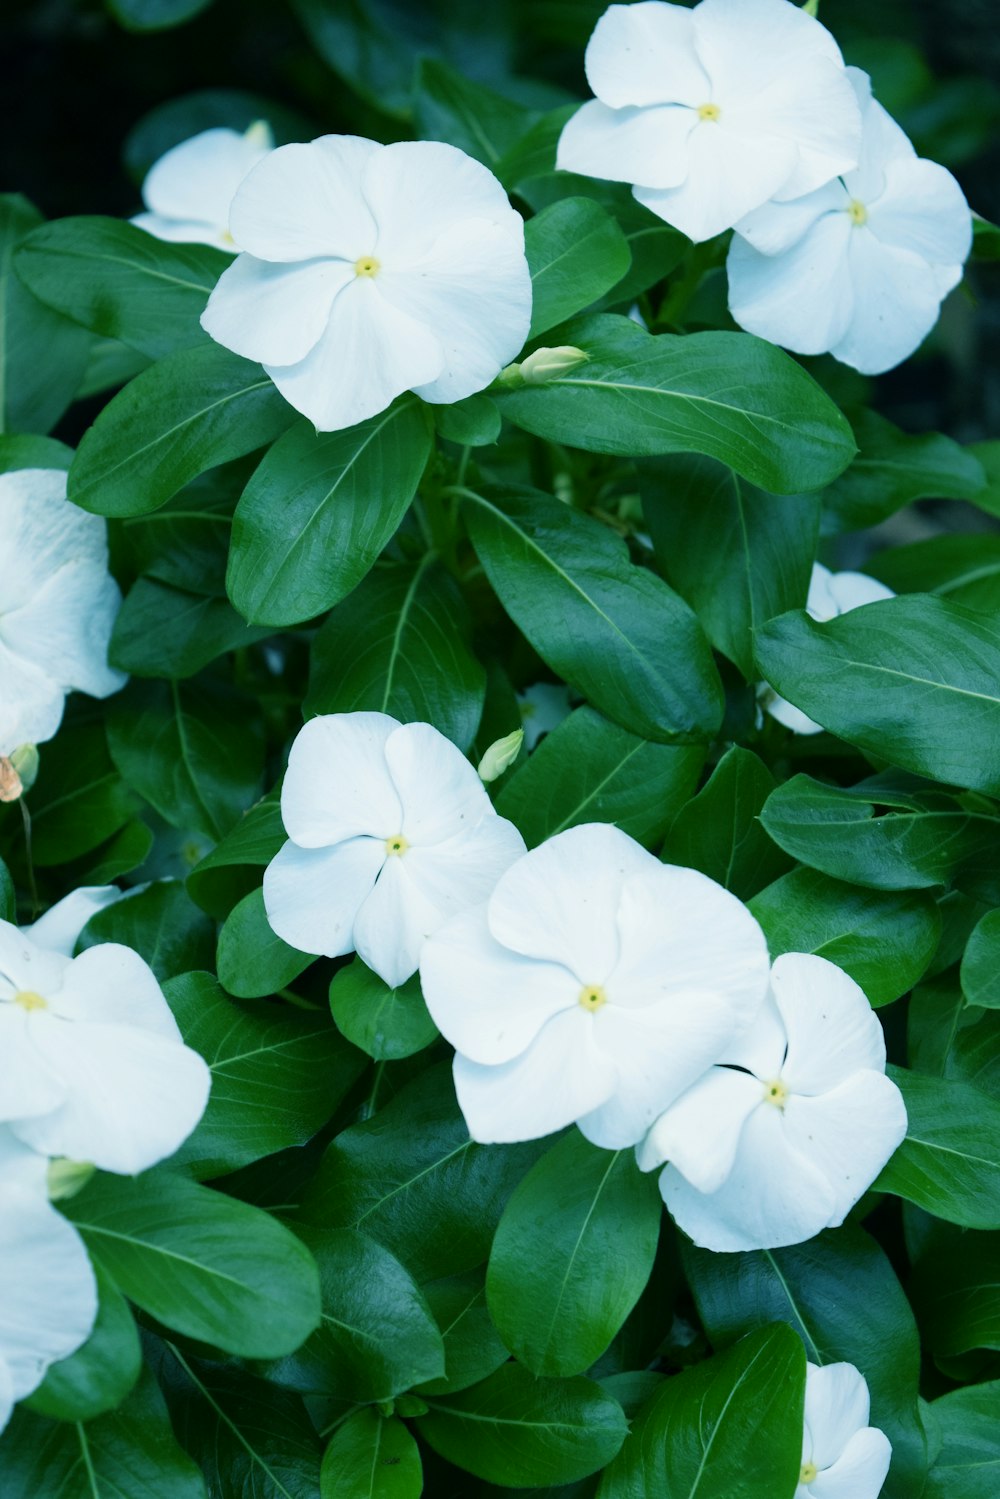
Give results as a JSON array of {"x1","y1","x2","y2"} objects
[
  {"x1": 80, "y1": 880, "x2": 215, "y2": 981},
  {"x1": 868, "y1": 533, "x2": 1000, "y2": 615},
  {"x1": 525, "y1": 198, "x2": 631, "y2": 337},
  {"x1": 414, "y1": 57, "x2": 532, "y2": 167},
  {"x1": 111, "y1": 577, "x2": 272, "y2": 678},
  {"x1": 328, "y1": 958, "x2": 439, "y2": 1062},
  {"x1": 487, "y1": 1130, "x2": 661, "y2": 1377},
  {"x1": 185, "y1": 795, "x2": 284, "y2": 917},
  {"x1": 321, "y1": 1410, "x2": 423, "y2": 1499},
  {"x1": 663, "y1": 746, "x2": 791, "y2": 900},
  {"x1": 821, "y1": 409, "x2": 985, "y2": 533},
  {"x1": 961, "y1": 909, "x2": 1000, "y2": 1008},
  {"x1": 925, "y1": 1380, "x2": 1000, "y2": 1498},
  {"x1": 216, "y1": 885, "x2": 313, "y2": 998},
  {"x1": 27, "y1": 722, "x2": 136, "y2": 866},
  {"x1": 908, "y1": 974, "x2": 1000, "y2": 1100},
  {"x1": 25, "y1": 1261, "x2": 141, "y2": 1422},
  {"x1": 107, "y1": 0, "x2": 216, "y2": 29},
  {"x1": 878, "y1": 1067, "x2": 1000, "y2": 1228},
  {"x1": 911, "y1": 1220, "x2": 1000, "y2": 1361},
  {"x1": 417, "y1": 1270, "x2": 510, "y2": 1396},
  {"x1": 433, "y1": 392, "x2": 501, "y2": 447}
]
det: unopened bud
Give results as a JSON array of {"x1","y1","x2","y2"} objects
[
  {"x1": 520, "y1": 345, "x2": 589, "y2": 384},
  {"x1": 801, "y1": 0, "x2": 819, "y2": 15},
  {"x1": 47, "y1": 1159, "x2": 96, "y2": 1202},
  {"x1": 0, "y1": 743, "x2": 38, "y2": 802},
  {"x1": 243, "y1": 119, "x2": 275, "y2": 151},
  {"x1": 477, "y1": 728, "x2": 524, "y2": 783}
]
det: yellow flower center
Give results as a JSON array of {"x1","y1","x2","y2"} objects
[
  {"x1": 697, "y1": 102, "x2": 722, "y2": 122},
  {"x1": 13, "y1": 989, "x2": 48, "y2": 1012},
  {"x1": 763, "y1": 1078, "x2": 789, "y2": 1108},
  {"x1": 385, "y1": 834, "x2": 409, "y2": 857},
  {"x1": 578, "y1": 984, "x2": 607, "y2": 1013},
  {"x1": 847, "y1": 198, "x2": 868, "y2": 226},
  {"x1": 800, "y1": 1460, "x2": 819, "y2": 1484},
  {"x1": 354, "y1": 254, "x2": 381, "y2": 277}
]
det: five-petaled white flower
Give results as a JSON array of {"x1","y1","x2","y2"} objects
[
  {"x1": 556, "y1": 0, "x2": 861, "y2": 244},
  {"x1": 797, "y1": 1361, "x2": 892, "y2": 1499},
  {"x1": 0, "y1": 887, "x2": 211, "y2": 1175},
  {"x1": 0, "y1": 469, "x2": 125, "y2": 759},
  {"x1": 728, "y1": 69, "x2": 972, "y2": 373},
  {"x1": 758, "y1": 561, "x2": 895, "y2": 735},
  {"x1": 263, "y1": 712, "x2": 526, "y2": 989},
  {"x1": 0, "y1": 1127, "x2": 97, "y2": 1435},
  {"x1": 132, "y1": 121, "x2": 274, "y2": 250},
  {"x1": 420, "y1": 822, "x2": 771, "y2": 1148},
  {"x1": 201, "y1": 135, "x2": 533, "y2": 432},
  {"x1": 638, "y1": 952, "x2": 907, "y2": 1252}
]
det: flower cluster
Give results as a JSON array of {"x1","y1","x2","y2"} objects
[
  {"x1": 0, "y1": 887, "x2": 211, "y2": 1431},
  {"x1": 558, "y1": 0, "x2": 972, "y2": 372}
]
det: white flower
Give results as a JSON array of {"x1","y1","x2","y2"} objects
[
  {"x1": 638, "y1": 952, "x2": 907, "y2": 1252},
  {"x1": 556, "y1": 0, "x2": 861, "y2": 244},
  {"x1": 263, "y1": 712, "x2": 527, "y2": 989},
  {"x1": 0, "y1": 1127, "x2": 97, "y2": 1435},
  {"x1": 0, "y1": 889, "x2": 211, "y2": 1175},
  {"x1": 200, "y1": 135, "x2": 532, "y2": 433},
  {"x1": 420, "y1": 823, "x2": 771, "y2": 1148},
  {"x1": 516, "y1": 682, "x2": 574, "y2": 751},
  {"x1": 728, "y1": 69, "x2": 972, "y2": 373},
  {"x1": 132, "y1": 121, "x2": 274, "y2": 250},
  {"x1": 0, "y1": 469, "x2": 125, "y2": 759},
  {"x1": 797, "y1": 1362, "x2": 892, "y2": 1498},
  {"x1": 759, "y1": 561, "x2": 894, "y2": 735}
]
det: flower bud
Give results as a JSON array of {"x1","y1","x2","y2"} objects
[
  {"x1": 520, "y1": 345, "x2": 589, "y2": 384},
  {"x1": 477, "y1": 728, "x2": 524, "y2": 783},
  {"x1": 0, "y1": 744, "x2": 38, "y2": 803},
  {"x1": 47, "y1": 1159, "x2": 96, "y2": 1202}
]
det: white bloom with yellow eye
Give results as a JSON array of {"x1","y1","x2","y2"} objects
[
  {"x1": 0, "y1": 888, "x2": 211, "y2": 1176},
  {"x1": 638, "y1": 952, "x2": 907, "y2": 1252},
  {"x1": 0, "y1": 469, "x2": 125, "y2": 760},
  {"x1": 263, "y1": 713, "x2": 527, "y2": 989},
  {"x1": 758, "y1": 561, "x2": 895, "y2": 735},
  {"x1": 421, "y1": 822, "x2": 771, "y2": 1148},
  {"x1": 200, "y1": 135, "x2": 532, "y2": 432},
  {"x1": 556, "y1": 0, "x2": 861, "y2": 244},
  {"x1": 132, "y1": 121, "x2": 274, "y2": 250},
  {"x1": 728, "y1": 70, "x2": 972, "y2": 373},
  {"x1": 0, "y1": 1127, "x2": 97, "y2": 1436},
  {"x1": 797, "y1": 1362, "x2": 891, "y2": 1498}
]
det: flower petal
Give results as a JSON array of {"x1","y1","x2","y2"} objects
[
  {"x1": 869, "y1": 157, "x2": 972, "y2": 268},
  {"x1": 723, "y1": 990, "x2": 789, "y2": 1079},
  {"x1": 0, "y1": 1008, "x2": 67, "y2": 1121},
  {"x1": 14, "y1": 1022, "x2": 211, "y2": 1174},
  {"x1": 281, "y1": 712, "x2": 402, "y2": 848},
  {"x1": 0, "y1": 920, "x2": 69, "y2": 1000},
  {"x1": 142, "y1": 127, "x2": 270, "y2": 231},
  {"x1": 844, "y1": 74, "x2": 915, "y2": 204},
  {"x1": 228, "y1": 135, "x2": 379, "y2": 262},
  {"x1": 421, "y1": 903, "x2": 578, "y2": 1065},
  {"x1": 0, "y1": 1357, "x2": 12, "y2": 1435},
  {"x1": 353, "y1": 854, "x2": 448, "y2": 989},
  {"x1": 727, "y1": 211, "x2": 855, "y2": 354},
  {"x1": 735, "y1": 180, "x2": 846, "y2": 257},
  {"x1": 810, "y1": 1426, "x2": 892, "y2": 1499},
  {"x1": 0, "y1": 1127, "x2": 50, "y2": 1194},
  {"x1": 402, "y1": 818, "x2": 526, "y2": 922},
  {"x1": 382, "y1": 723, "x2": 492, "y2": 845},
  {"x1": 486, "y1": 823, "x2": 658, "y2": 983},
  {"x1": 50, "y1": 942, "x2": 183, "y2": 1042},
  {"x1": 831, "y1": 232, "x2": 948, "y2": 375},
  {"x1": 24, "y1": 887, "x2": 121, "y2": 958},
  {"x1": 583, "y1": 1, "x2": 708, "y2": 109},
  {"x1": 0, "y1": 1188, "x2": 96, "y2": 1399},
  {"x1": 773, "y1": 953, "x2": 886, "y2": 1094},
  {"x1": 0, "y1": 469, "x2": 106, "y2": 609},
  {"x1": 131, "y1": 211, "x2": 235, "y2": 251},
  {"x1": 263, "y1": 837, "x2": 385, "y2": 958},
  {"x1": 782, "y1": 1071, "x2": 908, "y2": 1227},
  {"x1": 200, "y1": 254, "x2": 356, "y2": 366},
  {"x1": 803, "y1": 1361, "x2": 871, "y2": 1470},
  {"x1": 556, "y1": 100, "x2": 696, "y2": 191},
  {"x1": 826, "y1": 570, "x2": 894, "y2": 615},
  {"x1": 453, "y1": 1007, "x2": 616, "y2": 1144},
  {"x1": 635, "y1": 121, "x2": 796, "y2": 243},
  {"x1": 744, "y1": 56, "x2": 862, "y2": 202},
  {"x1": 0, "y1": 642, "x2": 65, "y2": 758},
  {"x1": 5, "y1": 562, "x2": 124, "y2": 703},
  {"x1": 692, "y1": 0, "x2": 846, "y2": 96},
  {"x1": 636, "y1": 1066, "x2": 764, "y2": 1191},
  {"x1": 362, "y1": 140, "x2": 525, "y2": 265}
]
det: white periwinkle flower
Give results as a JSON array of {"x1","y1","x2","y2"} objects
[
  {"x1": 0, "y1": 469, "x2": 125, "y2": 759},
  {"x1": 728, "y1": 69, "x2": 972, "y2": 373},
  {"x1": 420, "y1": 823, "x2": 771, "y2": 1148},
  {"x1": 0, "y1": 1128, "x2": 97, "y2": 1435},
  {"x1": 759, "y1": 561, "x2": 895, "y2": 735},
  {"x1": 638, "y1": 952, "x2": 908, "y2": 1252},
  {"x1": 0, "y1": 888, "x2": 211, "y2": 1175},
  {"x1": 263, "y1": 712, "x2": 527, "y2": 989},
  {"x1": 201, "y1": 135, "x2": 532, "y2": 432},
  {"x1": 797, "y1": 1361, "x2": 892, "y2": 1498},
  {"x1": 556, "y1": 0, "x2": 861, "y2": 244},
  {"x1": 132, "y1": 121, "x2": 274, "y2": 250}
]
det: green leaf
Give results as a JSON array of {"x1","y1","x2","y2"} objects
[
  {"x1": 878, "y1": 1067, "x2": 1000, "y2": 1229},
  {"x1": 262, "y1": 1227, "x2": 445, "y2": 1401},
  {"x1": 0, "y1": 195, "x2": 92, "y2": 435},
  {"x1": 27, "y1": 722, "x2": 137, "y2": 866},
  {"x1": 185, "y1": 795, "x2": 285, "y2": 918},
  {"x1": 14, "y1": 216, "x2": 228, "y2": 358},
  {"x1": 302, "y1": 1062, "x2": 545, "y2": 1281},
  {"x1": 487, "y1": 1130, "x2": 661, "y2": 1378},
  {"x1": 682, "y1": 1225, "x2": 928, "y2": 1499},
  {"x1": 596, "y1": 1324, "x2": 805, "y2": 1499},
  {"x1": 962, "y1": 909, "x2": 1000, "y2": 1008},
  {"x1": 80, "y1": 881, "x2": 215, "y2": 981},
  {"x1": 0, "y1": 432, "x2": 73, "y2": 475},
  {"x1": 414, "y1": 57, "x2": 533, "y2": 167},
  {"x1": 867, "y1": 533, "x2": 1000, "y2": 615},
  {"x1": 496, "y1": 705, "x2": 703, "y2": 850},
  {"x1": 66, "y1": 1170, "x2": 322, "y2": 1358},
  {"x1": 663, "y1": 746, "x2": 792, "y2": 901},
  {"x1": 820, "y1": 409, "x2": 985, "y2": 533},
  {"x1": 321, "y1": 1410, "x2": 422, "y2": 1499},
  {"x1": 0, "y1": 856, "x2": 14, "y2": 922},
  {"x1": 107, "y1": 678, "x2": 264, "y2": 840},
  {"x1": 925, "y1": 1381, "x2": 1000, "y2": 1498},
  {"x1": 83, "y1": 820, "x2": 155, "y2": 883},
  {"x1": 166, "y1": 971, "x2": 366, "y2": 1177},
  {"x1": 433, "y1": 392, "x2": 501, "y2": 447},
  {"x1": 227, "y1": 400, "x2": 432, "y2": 626},
  {"x1": 641, "y1": 454, "x2": 820, "y2": 679},
  {"x1": 525, "y1": 198, "x2": 631, "y2": 337},
  {"x1": 416, "y1": 1270, "x2": 510, "y2": 1396},
  {"x1": 911, "y1": 1221, "x2": 1000, "y2": 1361},
  {"x1": 329, "y1": 957, "x2": 439, "y2": 1062},
  {"x1": 464, "y1": 486, "x2": 723, "y2": 743},
  {"x1": 111, "y1": 577, "x2": 273, "y2": 678},
  {"x1": 216, "y1": 886, "x2": 313, "y2": 998},
  {"x1": 68, "y1": 342, "x2": 294, "y2": 518},
  {"x1": 908, "y1": 973, "x2": 1000, "y2": 1100},
  {"x1": 107, "y1": 0, "x2": 216, "y2": 29},
  {"x1": 306, "y1": 559, "x2": 485, "y2": 752},
  {"x1": 749, "y1": 866, "x2": 940, "y2": 1006},
  {"x1": 760, "y1": 772, "x2": 1000, "y2": 892},
  {"x1": 0, "y1": 1365, "x2": 207, "y2": 1499},
  {"x1": 755, "y1": 595, "x2": 1000, "y2": 795},
  {"x1": 121, "y1": 470, "x2": 239, "y2": 597},
  {"x1": 25, "y1": 1261, "x2": 141, "y2": 1422},
  {"x1": 416, "y1": 1363, "x2": 628, "y2": 1487},
  {"x1": 493, "y1": 313, "x2": 856, "y2": 494}
]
